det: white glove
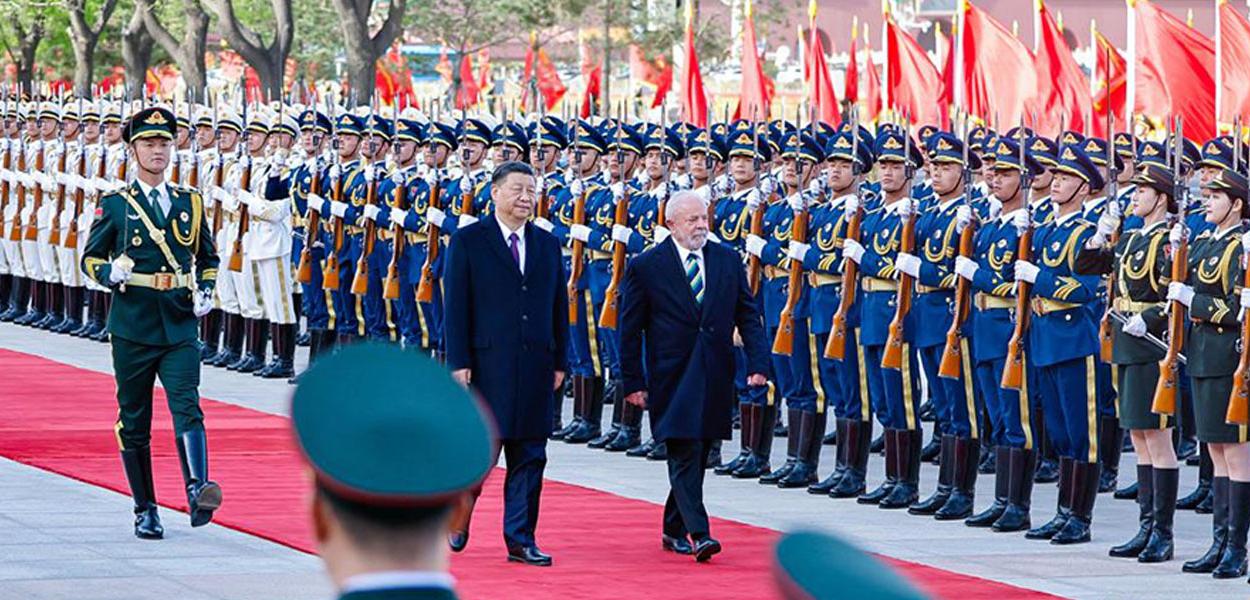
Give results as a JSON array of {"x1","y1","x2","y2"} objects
[
  {"x1": 1012, "y1": 209, "x2": 1031, "y2": 231},
  {"x1": 1014, "y1": 260, "x2": 1039, "y2": 283},
  {"x1": 108, "y1": 257, "x2": 132, "y2": 284},
  {"x1": 426, "y1": 207, "x2": 446, "y2": 228},
  {"x1": 787, "y1": 241, "x2": 810, "y2": 262},
  {"x1": 328, "y1": 164, "x2": 341, "y2": 180},
  {"x1": 459, "y1": 176, "x2": 472, "y2": 193},
  {"x1": 424, "y1": 171, "x2": 438, "y2": 190},
  {"x1": 786, "y1": 193, "x2": 806, "y2": 212},
  {"x1": 1089, "y1": 211, "x2": 1118, "y2": 247},
  {"x1": 568, "y1": 176, "x2": 584, "y2": 197},
  {"x1": 458, "y1": 214, "x2": 478, "y2": 227},
  {"x1": 239, "y1": 190, "x2": 261, "y2": 210},
  {"x1": 654, "y1": 225, "x2": 671, "y2": 244},
  {"x1": 363, "y1": 165, "x2": 375, "y2": 182},
  {"x1": 843, "y1": 195, "x2": 860, "y2": 219},
  {"x1": 390, "y1": 208, "x2": 409, "y2": 227},
  {"x1": 807, "y1": 178, "x2": 827, "y2": 198},
  {"x1": 1242, "y1": 231, "x2": 1250, "y2": 254},
  {"x1": 611, "y1": 224, "x2": 633, "y2": 245},
  {"x1": 533, "y1": 217, "x2": 554, "y2": 232},
  {"x1": 221, "y1": 194, "x2": 241, "y2": 213},
  {"x1": 362, "y1": 204, "x2": 381, "y2": 222},
  {"x1": 1242, "y1": 288, "x2": 1250, "y2": 310},
  {"x1": 652, "y1": 181, "x2": 668, "y2": 198},
  {"x1": 759, "y1": 176, "x2": 775, "y2": 198},
  {"x1": 569, "y1": 224, "x2": 592, "y2": 243},
  {"x1": 897, "y1": 198, "x2": 914, "y2": 219},
  {"x1": 745, "y1": 234, "x2": 767, "y2": 258},
  {"x1": 987, "y1": 197, "x2": 1003, "y2": 220},
  {"x1": 745, "y1": 189, "x2": 763, "y2": 211},
  {"x1": 329, "y1": 200, "x2": 349, "y2": 218},
  {"x1": 954, "y1": 256, "x2": 979, "y2": 280},
  {"x1": 955, "y1": 205, "x2": 973, "y2": 233},
  {"x1": 1167, "y1": 282, "x2": 1194, "y2": 307},
  {"x1": 895, "y1": 252, "x2": 921, "y2": 278},
  {"x1": 193, "y1": 290, "x2": 214, "y2": 317},
  {"x1": 610, "y1": 182, "x2": 625, "y2": 201},
  {"x1": 1122, "y1": 314, "x2": 1148, "y2": 338},
  {"x1": 79, "y1": 177, "x2": 96, "y2": 196},
  {"x1": 843, "y1": 239, "x2": 865, "y2": 264},
  {"x1": 1170, "y1": 224, "x2": 1185, "y2": 246},
  {"x1": 307, "y1": 194, "x2": 326, "y2": 214}
]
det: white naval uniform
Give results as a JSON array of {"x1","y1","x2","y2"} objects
[
  {"x1": 215, "y1": 154, "x2": 266, "y2": 320},
  {"x1": 0, "y1": 138, "x2": 22, "y2": 278},
  {"x1": 19, "y1": 139, "x2": 45, "y2": 282},
  {"x1": 247, "y1": 158, "x2": 296, "y2": 325}
]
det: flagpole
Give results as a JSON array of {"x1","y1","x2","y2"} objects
[
  {"x1": 1215, "y1": 0, "x2": 1223, "y2": 129},
  {"x1": 1034, "y1": 0, "x2": 1042, "y2": 54},
  {"x1": 882, "y1": 0, "x2": 890, "y2": 118},
  {"x1": 955, "y1": 0, "x2": 966, "y2": 115},
  {"x1": 1126, "y1": 0, "x2": 1136, "y2": 130}
]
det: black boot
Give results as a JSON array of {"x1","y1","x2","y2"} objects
[
  {"x1": 0, "y1": 276, "x2": 28, "y2": 321},
  {"x1": 1139, "y1": 467, "x2": 1177, "y2": 563},
  {"x1": 936, "y1": 436, "x2": 980, "y2": 520},
  {"x1": 90, "y1": 293, "x2": 112, "y2": 341},
  {"x1": 992, "y1": 447, "x2": 1037, "y2": 532},
  {"x1": 0, "y1": 273, "x2": 10, "y2": 316},
  {"x1": 910, "y1": 434, "x2": 955, "y2": 515},
  {"x1": 822, "y1": 422, "x2": 838, "y2": 445},
  {"x1": 73, "y1": 290, "x2": 99, "y2": 336},
  {"x1": 761, "y1": 408, "x2": 803, "y2": 484},
  {"x1": 832, "y1": 420, "x2": 871, "y2": 498},
  {"x1": 1027, "y1": 456, "x2": 1074, "y2": 539},
  {"x1": 588, "y1": 379, "x2": 623, "y2": 448},
  {"x1": 235, "y1": 319, "x2": 269, "y2": 373},
  {"x1": 15, "y1": 280, "x2": 42, "y2": 325},
  {"x1": 55, "y1": 286, "x2": 83, "y2": 333},
  {"x1": 605, "y1": 399, "x2": 643, "y2": 452},
  {"x1": 1034, "y1": 411, "x2": 1060, "y2": 483},
  {"x1": 552, "y1": 375, "x2": 585, "y2": 441},
  {"x1": 1097, "y1": 416, "x2": 1121, "y2": 493},
  {"x1": 859, "y1": 429, "x2": 897, "y2": 504},
  {"x1": 870, "y1": 432, "x2": 885, "y2": 455},
  {"x1": 254, "y1": 321, "x2": 284, "y2": 378},
  {"x1": 920, "y1": 427, "x2": 942, "y2": 464},
  {"x1": 704, "y1": 439, "x2": 722, "y2": 469},
  {"x1": 262, "y1": 323, "x2": 296, "y2": 379},
  {"x1": 778, "y1": 410, "x2": 822, "y2": 488},
  {"x1": 175, "y1": 430, "x2": 223, "y2": 527},
  {"x1": 210, "y1": 313, "x2": 244, "y2": 367},
  {"x1": 1184, "y1": 477, "x2": 1229, "y2": 573},
  {"x1": 978, "y1": 441, "x2": 998, "y2": 474},
  {"x1": 646, "y1": 441, "x2": 668, "y2": 460},
  {"x1": 1114, "y1": 481, "x2": 1140, "y2": 500},
  {"x1": 967, "y1": 446, "x2": 1010, "y2": 527},
  {"x1": 1051, "y1": 461, "x2": 1099, "y2": 544},
  {"x1": 1213, "y1": 480, "x2": 1250, "y2": 578},
  {"x1": 1179, "y1": 445, "x2": 1213, "y2": 511},
  {"x1": 734, "y1": 403, "x2": 775, "y2": 479},
  {"x1": 565, "y1": 377, "x2": 604, "y2": 444},
  {"x1": 773, "y1": 406, "x2": 788, "y2": 438},
  {"x1": 550, "y1": 378, "x2": 568, "y2": 438},
  {"x1": 119, "y1": 446, "x2": 163, "y2": 540},
  {"x1": 880, "y1": 429, "x2": 921, "y2": 509},
  {"x1": 716, "y1": 403, "x2": 754, "y2": 475},
  {"x1": 627, "y1": 436, "x2": 658, "y2": 458},
  {"x1": 1110, "y1": 464, "x2": 1154, "y2": 557},
  {"x1": 809, "y1": 418, "x2": 849, "y2": 494}
]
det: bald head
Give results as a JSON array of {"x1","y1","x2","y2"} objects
[{"x1": 665, "y1": 190, "x2": 710, "y2": 251}]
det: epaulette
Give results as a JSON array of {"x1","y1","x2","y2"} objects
[{"x1": 1196, "y1": 230, "x2": 1213, "y2": 240}]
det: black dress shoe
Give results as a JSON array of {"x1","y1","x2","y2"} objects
[
  {"x1": 662, "y1": 534, "x2": 693, "y2": 555},
  {"x1": 1113, "y1": 481, "x2": 1139, "y2": 500},
  {"x1": 1034, "y1": 458, "x2": 1060, "y2": 483},
  {"x1": 627, "y1": 437, "x2": 657, "y2": 458},
  {"x1": 507, "y1": 545, "x2": 553, "y2": 566},
  {"x1": 1176, "y1": 438, "x2": 1197, "y2": 462},
  {"x1": 448, "y1": 530, "x2": 469, "y2": 552},
  {"x1": 693, "y1": 537, "x2": 721, "y2": 562}
]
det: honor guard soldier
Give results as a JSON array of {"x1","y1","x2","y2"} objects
[
  {"x1": 432, "y1": 117, "x2": 491, "y2": 237},
  {"x1": 80, "y1": 106, "x2": 222, "y2": 539},
  {"x1": 191, "y1": 106, "x2": 224, "y2": 358},
  {"x1": 51, "y1": 101, "x2": 85, "y2": 334},
  {"x1": 205, "y1": 109, "x2": 247, "y2": 367},
  {"x1": 30, "y1": 101, "x2": 63, "y2": 330},
  {"x1": 802, "y1": 127, "x2": 877, "y2": 499},
  {"x1": 353, "y1": 114, "x2": 395, "y2": 342},
  {"x1": 1176, "y1": 168, "x2": 1250, "y2": 579},
  {"x1": 311, "y1": 110, "x2": 367, "y2": 343},
  {"x1": 287, "y1": 109, "x2": 334, "y2": 375},
  {"x1": 222, "y1": 111, "x2": 273, "y2": 372},
  {"x1": 1017, "y1": 144, "x2": 1102, "y2": 545},
  {"x1": 0, "y1": 103, "x2": 17, "y2": 321},
  {"x1": 958, "y1": 137, "x2": 1046, "y2": 532},
  {"x1": 69, "y1": 101, "x2": 108, "y2": 339},
  {"x1": 293, "y1": 344, "x2": 496, "y2": 600}
]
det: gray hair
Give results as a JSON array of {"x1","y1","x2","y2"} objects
[{"x1": 664, "y1": 190, "x2": 709, "y2": 223}]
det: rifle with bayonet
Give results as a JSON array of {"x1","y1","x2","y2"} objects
[
  {"x1": 773, "y1": 103, "x2": 811, "y2": 356},
  {"x1": 63, "y1": 96, "x2": 88, "y2": 249},
  {"x1": 228, "y1": 88, "x2": 252, "y2": 273},
  {"x1": 384, "y1": 100, "x2": 408, "y2": 301},
  {"x1": 567, "y1": 114, "x2": 588, "y2": 325},
  {"x1": 825, "y1": 107, "x2": 863, "y2": 360},
  {"x1": 322, "y1": 97, "x2": 348, "y2": 291},
  {"x1": 939, "y1": 112, "x2": 976, "y2": 379},
  {"x1": 1157, "y1": 116, "x2": 1189, "y2": 417},
  {"x1": 1001, "y1": 120, "x2": 1037, "y2": 390},
  {"x1": 881, "y1": 117, "x2": 917, "y2": 371},
  {"x1": 49, "y1": 98, "x2": 67, "y2": 247},
  {"x1": 599, "y1": 104, "x2": 631, "y2": 329},
  {"x1": 746, "y1": 113, "x2": 767, "y2": 294},
  {"x1": 1097, "y1": 99, "x2": 1122, "y2": 362},
  {"x1": 351, "y1": 97, "x2": 382, "y2": 296}
]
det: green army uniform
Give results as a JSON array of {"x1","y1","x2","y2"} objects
[
  {"x1": 293, "y1": 344, "x2": 496, "y2": 600},
  {"x1": 79, "y1": 106, "x2": 222, "y2": 540},
  {"x1": 1186, "y1": 220, "x2": 1246, "y2": 444}
]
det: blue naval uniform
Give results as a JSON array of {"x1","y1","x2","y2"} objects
[
  {"x1": 583, "y1": 177, "x2": 646, "y2": 381},
  {"x1": 366, "y1": 166, "x2": 435, "y2": 348},
  {"x1": 1026, "y1": 209, "x2": 1100, "y2": 462},
  {"x1": 965, "y1": 209, "x2": 1035, "y2": 449},
  {"x1": 327, "y1": 159, "x2": 367, "y2": 336},
  {"x1": 439, "y1": 168, "x2": 490, "y2": 236},
  {"x1": 801, "y1": 191, "x2": 869, "y2": 422},
  {"x1": 857, "y1": 199, "x2": 922, "y2": 431},
  {"x1": 399, "y1": 168, "x2": 455, "y2": 349},
  {"x1": 756, "y1": 190, "x2": 818, "y2": 413},
  {"x1": 549, "y1": 172, "x2": 604, "y2": 379},
  {"x1": 1078, "y1": 195, "x2": 1120, "y2": 420},
  {"x1": 912, "y1": 195, "x2": 979, "y2": 439},
  {"x1": 279, "y1": 155, "x2": 332, "y2": 331}
]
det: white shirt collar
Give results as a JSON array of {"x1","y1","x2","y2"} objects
[
  {"x1": 999, "y1": 207, "x2": 1027, "y2": 224},
  {"x1": 341, "y1": 571, "x2": 456, "y2": 595},
  {"x1": 1082, "y1": 196, "x2": 1106, "y2": 212},
  {"x1": 674, "y1": 240, "x2": 704, "y2": 266},
  {"x1": 1053, "y1": 207, "x2": 1082, "y2": 224},
  {"x1": 882, "y1": 196, "x2": 910, "y2": 215},
  {"x1": 937, "y1": 194, "x2": 963, "y2": 212},
  {"x1": 136, "y1": 178, "x2": 166, "y2": 201},
  {"x1": 497, "y1": 217, "x2": 524, "y2": 244}
]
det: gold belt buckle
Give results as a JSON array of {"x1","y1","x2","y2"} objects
[{"x1": 153, "y1": 272, "x2": 174, "y2": 291}]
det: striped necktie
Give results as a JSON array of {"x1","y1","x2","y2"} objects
[{"x1": 686, "y1": 253, "x2": 703, "y2": 305}]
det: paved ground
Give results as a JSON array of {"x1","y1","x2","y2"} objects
[{"x1": 0, "y1": 324, "x2": 1241, "y2": 599}]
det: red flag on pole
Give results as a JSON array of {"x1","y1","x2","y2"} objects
[
  {"x1": 629, "y1": 45, "x2": 674, "y2": 109},
  {"x1": 1218, "y1": 0, "x2": 1250, "y2": 125},
  {"x1": 1091, "y1": 29, "x2": 1127, "y2": 139},
  {"x1": 1133, "y1": 0, "x2": 1216, "y2": 140},
  {"x1": 960, "y1": 0, "x2": 1038, "y2": 127},
  {"x1": 679, "y1": 3, "x2": 708, "y2": 127},
  {"x1": 844, "y1": 17, "x2": 860, "y2": 105},
  {"x1": 522, "y1": 32, "x2": 568, "y2": 112},
  {"x1": 580, "y1": 65, "x2": 601, "y2": 118},
  {"x1": 1032, "y1": 0, "x2": 1091, "y2": 137},
  {"x1": 938, "y1": 20, "x2": 957, "y2": 128},
  {"x1": 885, "y1": 5, "x2": 942, "y2": 126},
  {"x1": 455, "y1": 52, "x2": 480, "y2": 110},
  {"x1": 733, "y1": 0, "x2": 772, "y2": 121},
  {"x1": 803, "y1": 0, "x2": 841, "y2": 125},
  {"x1": 861, "y1": 22, "x2": 882, "y2": 121}
]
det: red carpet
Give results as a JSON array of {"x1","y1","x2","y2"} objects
[{"x1": 0, "y1": 348, "x2": 1058, "y2": 599}]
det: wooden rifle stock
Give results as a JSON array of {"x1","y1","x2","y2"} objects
[
  {"x1": 415, "y1": 179, "x2": 442, "y2": 303},
  {"x1": 1097, "y1": 228, "x2": 1121, "y2": 362},
  {"x1": 23, "y1": 142, "x2": 44, "y2": 241},
  {"x1": 8, "y1": 145, "x2": 23, "y2": 242},
  {"x1": 1001, "y1": 224, "x2": 1034, "y2": 390},
  {"x1": 939, "y1": 220, "x2": 976, "y2": 379},
  {"x1": 49, "y1": 147, "x2": 66, "y2": 246},
  {"x1": 227, "y1": 158, "x2": 253, "y2": 272},
  {"x1": 881, "y1": 208, "x2": 917, "y2": 370},
  {"x1": 350, "y1": 170, "x2": 380, "y2": 295},
  {"x1": 322, "y1": 169, "x2": 346, "y2": 290},
  {"x1": 824, "y1": 201, "x2": 862, "y2": 360},
  {"x1": 746, "y1": 198, "x2": 767, "y2": 294},
  {"x1": 2, "y1": 141, "x2": 13, "y2": 242},
  {"x1": 567, "y1": 183, "x2": 588, "y2": 325},
  {"x1": 384, "y1": 174, "x2": 410, "y2": 301},
  {"x1": 63, "y1": 144, "x2": 86, "y2": 248},
  {"x1": 772, "y1": 201, "x2": 809, "y2": 356},
  {"x1": 295, "y1": 166, "x2": 322, "y2": 283},
  {"x1": 1228, "y1": 247, "x2": 1250, "y2": 425},
  {"x1": 598, "y1": 188, "x2": 630, "y2": 329},
  {"x1": 211, "y1": 155, "x2": 226, "y2": 238},
  {"x1": 1153, "y1": 228, "x2": 1187, "y2": 417}
]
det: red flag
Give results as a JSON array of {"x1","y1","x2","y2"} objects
[
  {"x1": 885, "y1": 8, "x2": 942, "y2": 126},
  {"x1": 938, "y1": 19, "x2": 957, "y2": 128},
  {"x1": 1133, "y1": 0, "x2": 1216, "y2": 140},
  {"x1": 803, "y1": 1, "x2": 841, "y2": 125},
  {"x1": 435, "y1": 45, "x2": 453, "y2": 85},
  {"x1": 861, "y1": 24, "x2": 882, "y2": 121},
  {"x1": 476, "y1": 49, "x2": 491, "y2": 93},
  {"x1": 960, "y1": 1, "x2": 1037, "y2": 127},
  {"x1": 1219, "y1": 0, "x2": 1250, "y2": 125},
  {"x1": 1031, "y1": 0, "x2": 1091, "y2": 137},
  {"x1": 522, "y1": 33, "x2": 568, "y2": 112},
  {"x1": 733, "y1": 0, "x2": 772, "y2": 121},
  {"x1": 629, "y1": 45, "x2": 674, "y2": 109},
  {"x1": 580, "y1": 64, "x2": 601, "y2": 118},
  {"x1": 455, "y1": 52, "x2": 480, "y2": 110},
  {"x1": 650, "y1": 60, "x2": 673, "y2": 109},
  {"x1": 844, "y1": 18, "x2": 859, "y2": 105},
  {"x1": 679, "y1": 4, "x2": 708, "y2": 127},
  {"x1": 1091, "y1": 30, "x2": 1127, "y2": 138}
]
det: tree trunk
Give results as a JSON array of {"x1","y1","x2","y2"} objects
[
  {"x1": 72, "y1": 43, "x2": 95, "y2": 96},
  {"x1": 122, "y1": 8, "x2": 153, "y2": 99},
  {"x1": 330, "y1": 0, "x2": 407, "y2": 102},
  {"x1": 140, "y1": 0, "x2": 209, "y2": 102},
  {"x1": 17, "y1": 39, "x2": 38, "y2": 95},
  {"x1": 344, "y1": 45, "x2": 375, "y2": 100}
]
